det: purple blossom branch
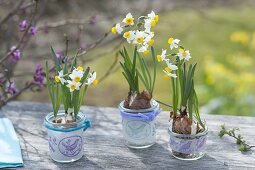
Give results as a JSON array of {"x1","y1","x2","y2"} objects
[{"x1": 0, "y1": 0, "x2": 38, "y2": 64}]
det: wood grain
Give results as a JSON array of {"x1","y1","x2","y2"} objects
[{"x1": 0, "y1": 101, "x2": 254, "y2": 170}]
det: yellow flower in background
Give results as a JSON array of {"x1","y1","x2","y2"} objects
[
  {"x1": 122, "y1": 13, "x2": 134, "y2": 25},
  {"x1": 230, "y1": 31, "x2": 249, "y2": 45}
]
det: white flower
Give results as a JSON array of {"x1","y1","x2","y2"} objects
[
  {"x1": 133, "y1": 30, "x2": 146, "y2": 44},
  {"x1": 177, "y1": 49, "x2": 191, "y2": 61},
  {"x1": 147, "y1": 11, "x2": 158, "y2": 23},
  {"x1": 115, "y1": 23, "x2": 123, "y2": 34},
  {"x1": 148, "y1": 11, "x2": 156, "y2": 20},
  {"x1": 66, "y1": 80, "x2": 81, "y2": 92},
  {"x1": 123, "y1": 30, "x2": 135, "y2": 43},
  {"x1": 138, "y1": 44, "x2": 149, "y2": 53},
  {"x1": 165, "y1": 60, "x2": 178, "y2": 71},
  {"x1": 144, "y1": 32, "x2": 154, "y2": 45},
  {"x1": 69, "y1": 69, "x2": 84, "y2": 83},
  {"x1": 86, "y1": 72, "x2": 98, "y2": 86},
  {"x1": 168, "y1": 37, "x2": 180, "y2": 50},
  {"x1": 156, "y1": 49, "x2": 167, "y2": 62},
  {"x1": 163, "y1": 70, "x2": 177, "y2": 79},
  {"x1": 144, "y1": 19, "x2": 152, "y2": 33},
  {"x1": 122, "y1": 13, "x2": 134, "y2": 25},
  {"x1": 55, "y1": 70, "x2": 66, "y2": 84}
]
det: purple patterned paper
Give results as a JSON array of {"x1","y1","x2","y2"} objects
[
  {"x1": 58, "y1": 136, "x2": 82, "y2": 157},
  {"x1": 169, "y1": 136, "x2": 207, "y2": 154}
]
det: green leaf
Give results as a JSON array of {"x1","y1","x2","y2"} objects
[{"x1": 51, "y1": 46, "x2": 61, "y2": 72}]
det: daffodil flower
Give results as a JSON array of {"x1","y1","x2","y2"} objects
[
  {"x1": 55, "y1": 70, "x2": 66, "y2": 84},
  {"x1": 165, "y1": 60, "x2": 178, "y2": 71},
  {"x1": 168, "y1": 37, "x2": 180, "y2": 50},
  {"x1": 156, "y1": 49, "x2": 167, "y2": 62},
  {"x1": 177, "y1": 49, "x2": 191, "y2": 61},
  {"x1": 69, "y1": 69, "x2": 84, "y2": 83},
  {"x1": 86, "y1": 72, "x2": 98, "y2": 86},
  {"x1": 148, "y1": 11, "x2": 159, "y2": 23},
  {"x1": 66, "y1": 80, "x2": 81, "y2": 92},
  {"x1": 122, "y1": 13, "x2": 134, "y2": 26},
  {"x1": 163, "y1": 70, "x2": 177, "y2": 79},
  {"x1": 123, "y1": 30, "x2": 135, "y2": 43},
  {"x1": 138, "y1": 44, "x2": 149, "y2": 53},
  {"x1": 133, "y1": 30, "x2": 146, "y2": 44},
  {"x1": 144, "y1": 32, "x2": 154, "y2": 45}
]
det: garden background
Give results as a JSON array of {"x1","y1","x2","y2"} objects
[{"x1": 1, "y1": 0, "x2": 255, "y2": 116}]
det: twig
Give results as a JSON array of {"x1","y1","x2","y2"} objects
[
  {"x1": 219, "y1": 124, "x2": 255, "y2": 152},
  {"x1": 0, "y1": 1, "x2": 23, "y2": 26},
  {"x1": 0, "y1": 82, "x2": 34, "y2": 108},
  {"x1": 98, "y1": 52, "x2": 119, "y2": 82},
  {"x1": 0, "y1": 1, "x2": 38, "y2": 64}
]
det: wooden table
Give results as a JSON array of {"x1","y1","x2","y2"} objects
[{"x1": 0, "y1": 101, "x2": 254, "y2": 170}]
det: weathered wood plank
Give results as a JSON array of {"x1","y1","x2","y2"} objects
[{"x1": 0, "y1": 101, "x2": 255, "y2": 170}]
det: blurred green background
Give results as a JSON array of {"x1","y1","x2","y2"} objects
[{"x1": 15, "y1": 1, "x2": 255, "y2": 116}]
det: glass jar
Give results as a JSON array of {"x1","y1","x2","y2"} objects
[
  {"x1": 44, "y1": 111, "x2": 90, "y2": 163},
  {"x1": 119, "y1": 100, "x2": 160, "y2": 149},
  {"x1": 168, "y1": 124, "x2": 208, "y2": 160}
]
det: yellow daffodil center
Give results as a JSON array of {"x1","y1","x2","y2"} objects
[
  {"x1": 156, "y1": 55, "x2": 161, "y2": 62},
  {"x1": 168, "y1": 38, "x2": 174, "y2": 44},
  {"x1": 55, "y1": 76, "x2": 60, "y2": 83},
  {"x1": 125, "y1": 17, "x2": 134, "y2": 25},
  {"x1": 154, "y1": 15, "x2": 159, "y2": 23},
  {"x1": 137, "y1": 37, "x2": 144, "y2": 43},
  {"x1": 150, "y1": 20, "x2": 156, "y2": 27},
  {"x1": 182, "y1": 51, "x2": 187, "y2": 57},
  {"x1": 165, "y1": 67, "x2": 172, "y2": 72},
  {"x1": 70, "y1": 84, "x2": 76, "y2": 90},
  {"x1": 74, "y1": 76, "x2": 81, "y2": 82},
  {"x1": 77, "y1": 66, "x2": 84, "y2": 71},
  {"x1": 124, "y1": 32, "x2": 131, "y2": 38},
  {"x1": 164, "y1": 75, "x2": 171, "y2": 80},
  {"x1": 92, "y1": 79, "x2": 98, "y2": 86},
  {"x1": 143, "y1": 50, "x2": 149, "y2": 56},
  {"x1": 148, "y1": 39, "x2": 154, "y2": 46},
  {"x1": 111, "y1": 27, "x2": 117, "y2": 34}
]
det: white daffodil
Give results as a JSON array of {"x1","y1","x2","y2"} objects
[
  {"x1": 86, "y1": 72, "x2": 98, "y2": 86},
  {"x1": 144, "y1": 32, "x2": 154, "y2": 45},
  {"x1": 177, "y1": 49, "x2": 191, "y2": 61},
  {"x1": 168, "y1": 37, "x2": 180, "y2": 50},
  {"x1": 133, "y1": 30, "x2": 146, "y2": 44},
  {"x1": 163, "y1": 70, "x2": 177, "y2": 79},
  {"x1": 165, "y1": 60, "x2": 178, "y2": 71},
  {"x1": 156, "y1": 49, "x2": 167, "y2": 62},
  {"x1": 115, "y1": 23, "x2": 123, "y2": 34},
  {"x1": 144, "y1": 19, "x2": 151, "y2": 33},
  {"x1": 54, "y1": 70, "x2": 66, "y2": 84},
  {"x1": 66, "y1": 80, "x2": 81, "y2": 92},
  {"x1": 138, "y1": 44, "x2": 150, "y2": 56},
  {"x1": 69, "y1": 69, "x2": 84, "y2": 83},
  {"x1": 148, "y1": 11, "x2": 159, "y2": 23},
  {"x1": 123, "y1": 30, "x2": 135, "y2": 43},
  {"x1": 122, "y1": 13, "x2": 134, "y2": 25},
  {"x1": 138, "y1": 44, "x2": 148, "y2": 52}
]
